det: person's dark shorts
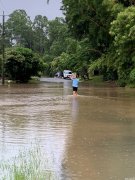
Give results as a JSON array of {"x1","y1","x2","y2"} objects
[{"x1": 73, "y1": 87, "x2": 78, "y2": 91}]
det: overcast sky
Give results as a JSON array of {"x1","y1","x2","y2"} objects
[{"x1": 0, "y1": 0, "x2": 64, "y2": 21}]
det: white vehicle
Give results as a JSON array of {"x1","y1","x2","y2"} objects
[{"x1": 63, "y1": 70, "x2": 72, "y2": 79}]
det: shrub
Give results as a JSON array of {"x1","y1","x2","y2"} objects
[
  {"x1": 5, "y1": 47, "x2": 42, "y2": 83},
  {"x1": 129, "y1": 68, "x2": 135, "y2": 83}
]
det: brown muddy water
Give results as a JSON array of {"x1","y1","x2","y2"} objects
[{"x1": 0, "y1": 77, "x2": 135, "y2": 180}]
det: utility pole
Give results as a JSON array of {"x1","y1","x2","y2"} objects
[
  {"x1": 1, "y1": 11, "x2": 5, "y2": 85},
  {"x1": 0, "y1": 11, "x2": 9, "y2": 85}
]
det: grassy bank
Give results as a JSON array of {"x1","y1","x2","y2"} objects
[
  {"x1": 0, "y1": 145, "x2": 57, "y2": 180},
  {"x1": 87, "y1": 75, "x2": 117, "y2": 87}
]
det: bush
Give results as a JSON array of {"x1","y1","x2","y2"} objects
[
  {"x1": 5, "y1": 47, "x2": 42, "y2": 83},
  {"x1": 0, "y1": 144, "x2": 58, "y2": 180},
  {"x1": 129, "y1": 68, "x2": 135, "y2": 83}
]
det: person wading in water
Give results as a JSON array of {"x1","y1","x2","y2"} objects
[{"x1": 70, "y1": 73, "x2": 79, "y2": 96}]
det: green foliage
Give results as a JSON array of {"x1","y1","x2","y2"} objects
[
  {"x1": 61, "y1": 0, "x2": 122, "y2": 80},
  {"x1": 62, "y1": 0, "x2": 113, "y2": 52},
  {"x1": 129, "y1": 68, "x2": 135, "y2": 83},
  {"x1": 0, "y1": 144, "x2": 57, "y2": 180},
  {"x1": 103, "y1": 0, "x2": 124, "y2": 18},
  {"x1": 110, "y1": 6, "x2": 135, "y2": 50},
  {"x1": 65, "y1": 38, "x2": 78, "y2": 54},
  {"x1": 41, "y1": 18, "x2": 71, "y2": 76},
  {"x1": 88, "y1": 50, "x2": 118, "y2": 81},
  {"x1": 32, "y1": 15, "x2": 49, "y2": 54},
  {"x1": 47, "y1": 18, "x2": 69, "y2": 55},
  {"x1": 115, "y1": 0, "x2": 135, "y2": 7},
  {"x1": 5, "y1": 47, "x2": 42, "y2": 82},
  {"x1": 110, "y1": 6, "x2": 135, "y2": 85},
  {"x1": 6, "y1": 10, "x2": 33, "y2": 48},
  {"x1": 51, "y1": 52, "x2": 70, "y2": 74},
  {"x1": 1, "y1": 1, "x2": 135, "y2": 86},
  {"x1": 50, "y1": 37, "x2": 94, "y2": 78}
]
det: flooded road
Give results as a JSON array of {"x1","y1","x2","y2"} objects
[{"x1": 0, "y1": 78, "x2": 135, "y2": 180}]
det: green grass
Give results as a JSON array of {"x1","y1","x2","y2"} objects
[
  {"x1": 89, "y1": 75, "x2": 103, "y2": 83},
  {"x1": 28, "y1": 76, "x2": 40, "y2": 84},
  {"x1": 126, "y1": 83, "x2": 135, "y2": 88},
  {"x1": 87, "y1": 75, "x2": 117, "y2": 87},
  {"x1": 0, "y1": 145, "x2": 57, "y2": 180}
]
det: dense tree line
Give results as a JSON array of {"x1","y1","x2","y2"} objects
[
  {"x1": 0, "y1": 0, "x2": 135, "y2": 85},
  {"x1": 61, "y1": 0, "x2": 135, "y2": 86},
  {"x1": 0, "y1": 10, "x2": 68, "y2": 81}
]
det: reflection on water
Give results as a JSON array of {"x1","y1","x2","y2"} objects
[
  {"x1": 71, "y1": 97, "x2": 79, "y2": 121},
  {"x1": 0, "y1": 79, "x2": 135, "y2": 179}
]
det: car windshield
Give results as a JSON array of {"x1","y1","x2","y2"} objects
[{"x1": 65, "y1": 71, "x2": 71, "y2": 74}]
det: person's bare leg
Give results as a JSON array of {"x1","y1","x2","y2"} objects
[{"x1": 73, "y1": 91, "x2": 77, "y2": 96}]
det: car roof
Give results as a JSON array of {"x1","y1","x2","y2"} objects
[{"x1": 63, "y1": 70, "x2": 72, "y2": 72}]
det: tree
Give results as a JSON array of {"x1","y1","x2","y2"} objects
[
  {"x1": 47, "y1": 18, "x2": 68, "y2": 55},
  {"x1": 6, "y1": 10, "x2": 33, "y2": 48},
  {"x1": 43, "y1": 18, "x2": 70, "y2": 76},
  {"x1": 115, "y1": 0, "x2": 135, "y2": 7},
  {"x1": 110, "y1": 6, "x2": 135, "y2": 85},
  {"x1": 62, "y1": 0, "x2": 113, "y2": 52},
  {"x1": 32, "y1": 15, "x2": 49, "y2": 54},
  {"x1": 59, "y1": 0, "x2": 118, "y2": 79},
  {"x1": 5, "y1": 47, "x2": 42, "y2": 82}
]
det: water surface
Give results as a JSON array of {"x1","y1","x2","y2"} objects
[{"x1": 0, "y1": 78, "x2": 135, "y2": 180}]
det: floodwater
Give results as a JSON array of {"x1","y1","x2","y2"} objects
[{"x1": 0, "y1": 77, "x2": 135, "y2": 180}]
